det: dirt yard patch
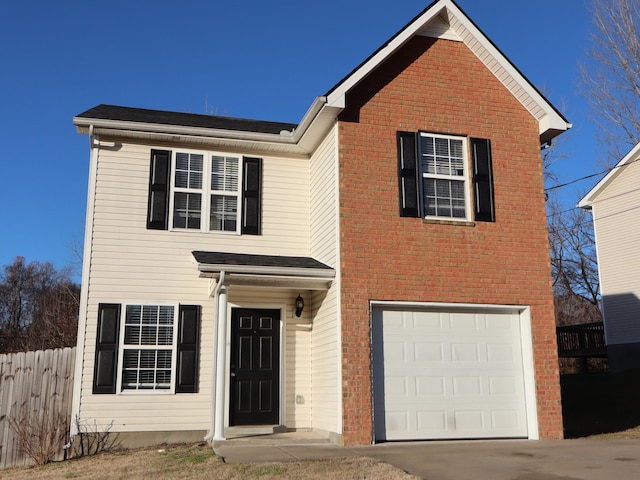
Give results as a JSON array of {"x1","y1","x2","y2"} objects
[
  {"x1": 0, "y1": 443, "x2": 417, "y2": 480},
  {"x1": 561, "y1": 370, "x2": 640, "y2": 438}
]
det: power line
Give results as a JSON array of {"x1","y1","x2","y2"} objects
[{"x1": 544, "y1": 154, "x2": 640, "y2": 192}]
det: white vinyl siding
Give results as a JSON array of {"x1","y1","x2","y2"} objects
[
  {"x1": 77, "y1": 140, "x2": 312, "y2": 434},
  {"x1": 309, "y1": 125, "x2": 341, "y2": 433},
  {"x1": 590, "y1": 159, "x2": 640, "y2": 345}
]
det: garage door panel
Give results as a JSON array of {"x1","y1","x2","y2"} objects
[{"x1": 373, "y1": 308, "x2": 529, "y2": 441}]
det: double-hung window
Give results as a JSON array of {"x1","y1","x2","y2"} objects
[
  {"x1": 92, "y1": 303, "x2": 201, "y2": 394},
  {"x1": 173, "y1": 153, "x2": 204, "y2": 229},
  {"x1": 171, "y1": 152, "x2": 241, "y2": 233},
  {"x1": 146, "y1": 150, "x2": 262, "y2": 234},
  {"x1": 120, "y1": 304, "x2": 175, "y2": 391},
  {"x1": 398, "y1": 131, "x2": 495, "y2": 222},
  {"x1": 210, "y1": 155, "x2": 240, "y2": 232},
  {"x1": 420, "y1": 133, "x2": 469, "y2": 220}
]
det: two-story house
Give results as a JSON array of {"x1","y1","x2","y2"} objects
[
  {"x1": 71, "y1": 0, "x2": 570, "y2": 447},
  {"x1": 579, "y1": 142, "x2": 640, "y2": 372}
]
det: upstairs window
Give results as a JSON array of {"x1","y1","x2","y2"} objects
[
  {"x1": 398, "y1": 132, "x2": 495, "y2": 222},
  {"x1": 210, "y1": 155, "x2": 240, "y2": 232},
  {"x1": 420, "y1": 134, "x2": 469, "y2": 220},
  {"x1": 146, "y1": 150, "x2": 262, "y2": 234}
]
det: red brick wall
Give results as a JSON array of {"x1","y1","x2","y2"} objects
[{"x1": 338, "y1": 37, "x2": 562, "y2": 445}]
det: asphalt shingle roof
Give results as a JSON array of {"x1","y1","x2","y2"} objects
[
  {"x1": 192, "y1": 251, "x2": 332, "y2": 270},
  {"x1": 76, "y1": 104, "x2": 298, "y2": 135}
]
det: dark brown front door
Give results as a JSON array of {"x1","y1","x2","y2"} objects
[{"x1": 229, "y1": 308, "x2": 280, "y2": 426}]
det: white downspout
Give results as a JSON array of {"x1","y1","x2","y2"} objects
[{"x1": 204, "y1": 272, "x2": 228, "y2": 442}]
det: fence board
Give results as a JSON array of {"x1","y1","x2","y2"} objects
[{"x1": 0, "y1": 347, "x2": 76, "y2": 468}]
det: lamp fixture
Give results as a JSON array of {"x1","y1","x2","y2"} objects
[{"x1": 295, "y1": 294, "x2": 304, "y2": 317}]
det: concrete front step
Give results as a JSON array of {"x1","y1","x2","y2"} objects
[{"x1": 214, "y1": 430, "x2": 333, "y2": 447}]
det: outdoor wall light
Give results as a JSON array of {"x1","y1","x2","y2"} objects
[{"x1": 295, "y1": 294, "x2": 304, "y2": 317}]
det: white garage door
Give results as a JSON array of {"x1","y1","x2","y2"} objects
[{"x1": 372, "y1": 308, "x2": 529, "y2": 441}]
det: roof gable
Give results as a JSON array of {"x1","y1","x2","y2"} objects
[
  {"x1": 579, "y1": 141, "x2": 640, "y2": 208},
  {"x1": 74, "y1": 0, "x2": 569, "y2": 152},
  {"x1": 325, "y1": 0, "x2": 570, "y2": 144}
]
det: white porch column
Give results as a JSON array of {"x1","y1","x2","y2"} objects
[{"x1": 213, "y1": 284, "x2": 228, "y2": 441}]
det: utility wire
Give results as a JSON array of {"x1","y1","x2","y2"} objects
[{"x1": 544, "y1": 154, "x2": 640, "y2": 192}]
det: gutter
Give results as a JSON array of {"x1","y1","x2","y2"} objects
[
  {"x1": 196, "y1": 263, "x2": 335, "y2": 278},
  {"x1": 73, "y1": 96, "x2": 328, "y2": 147}
]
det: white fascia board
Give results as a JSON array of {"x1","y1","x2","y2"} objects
[
  {"x1": 73, "y1": 117, "x2": 296, "y2": 144},
  {"x1": 445, "y1": 1, "x2": 570, "y2": 138},
  {"x1": 539, "y1": 114, "x2": 573, "y2": 138},
  {"x1": 326, "y1": 3, "x2": 448, "y2": 108},
  {"x1": 197, "y1": 263, "x2": 336, "y2": 278},
  {"x1": 326, "y1": 0, "x2": 570, "y2": 139},
  {"x1": 578, "y1": 141, "x2": 640, "y2": 209},
  {"x1": 73, "y1": 96, "x2": 333, "y2": 156}
]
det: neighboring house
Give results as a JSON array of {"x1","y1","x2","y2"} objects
[
  {"x1": 71, "y1": 0, "x2": 570, "y2": 447},
  {"x1": 579, "y1": 142, "x2": 640, "y2": 372}
]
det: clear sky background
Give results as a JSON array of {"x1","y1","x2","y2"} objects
[{"x1": 0, "y1": 0, "x2": 598, "y2": 279}]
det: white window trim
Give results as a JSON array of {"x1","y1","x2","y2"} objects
[
  {"x1": 168, "y1": 149, "x2": 243, "y2": 234},
  {"x1": 419, "y1": 132, "x2": 472, "y2": 222},
  {"x1": 115, "y1": 302, "x2": 179, "y2": 395}
]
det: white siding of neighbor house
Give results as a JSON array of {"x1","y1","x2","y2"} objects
[
  {"x1": 309, "y1": 125, "x2": 342, "y2": 434},
  {"x1": 76, "y1": 139, "x2": 312, "y2": 433},
  {"x1": 590, "y1": 159, "x2": 640, "y2": 345}
]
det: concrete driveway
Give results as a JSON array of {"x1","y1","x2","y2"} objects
[
  {"x1": 352, "y1": 439, "x2": 640, "y2": 480},
  {"x1": 216, "y1": 438, "x2": 640, "y2": 480}
]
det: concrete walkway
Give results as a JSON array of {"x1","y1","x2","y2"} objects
[{"x1": 214, "y1": 438, "x2": 640, "y2": 480}]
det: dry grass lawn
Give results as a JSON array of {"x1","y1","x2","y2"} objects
[{"x1": 0, "y1": 443, "x2": 417, "y2": 480}]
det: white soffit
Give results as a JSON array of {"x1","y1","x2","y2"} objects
[
  {"x1": 417, "y1": 13, "x2": 461, "y2": 41},
  {"x1": 325, "y1": 0, "x2": 570, "y2": 139}
]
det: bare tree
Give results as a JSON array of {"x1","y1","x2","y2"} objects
[
  {"x1": 580, "y1": 0, "x2": 640, "y2": 164},
  {"x1": 0, "y1": 257, "x2": 79, "y2": 353},
  {"x1": 547, "y1": 196, "x2": 602, "y2": 326}
]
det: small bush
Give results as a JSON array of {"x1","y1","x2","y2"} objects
[
  {"x1": 8, "y1": 407, "x2": 70, "y2": 466},
  {"x1": 71, "y1": 416, "x2": 121, "y2": 457}
]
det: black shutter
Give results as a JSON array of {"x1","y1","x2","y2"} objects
[
  {"x1": 175, "y1": 305, "x2": 201, "y2": 393},
  {"x1": 147, "y1": 149, "x2": 172, "y2": 230},
  {"x1": 471, "y1": 138, "x2": 495, "y2": 222},
  {"x1": 397, "y1": 132, "x2": 421, "y2": 217},
  {"x1": 92, "y1": 303, "x2": 121, "y2": 394},
  {"x1": 241, "y1": 157, "x2": 262, "y2": 235}
]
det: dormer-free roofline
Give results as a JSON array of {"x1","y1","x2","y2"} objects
[
  {"x1": 578, "y1": 141, "x2": 640, "y2": 209},
  {"x1": 325, "y1": 0, "x2": 570, "y2": 144},
  {"x1": 74, "y1": 0, "x2": 570, "y2": 151}
]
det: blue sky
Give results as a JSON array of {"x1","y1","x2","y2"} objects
[{"x1": 0, "y1": 0, "x2": 595, "y2": 278}]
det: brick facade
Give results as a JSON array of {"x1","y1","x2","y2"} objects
[{"x1": 338, "y1": 36, "x2": 562, "y2": 445}]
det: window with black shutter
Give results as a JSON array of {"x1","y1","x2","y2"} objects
[
  {"x1": 93, "y1": 303, "x2": 121, "y2": 394},
  {"x1": 397, "y1": 132, "x2": 495, "y2": 222},
  {"x1": 147, "y1": 150, "x2": 263, "y2": 234},
  {"x1": 92, "y1": 302, "x2": 201, "y2": 394}
]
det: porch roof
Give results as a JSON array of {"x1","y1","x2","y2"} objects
[{"x1": 192, "y1": 251, "x2": 335, "y2": 290}]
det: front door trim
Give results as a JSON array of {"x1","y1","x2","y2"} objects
[{"x1": 228, "y1": 306, "x2": 283, "y2": 426}]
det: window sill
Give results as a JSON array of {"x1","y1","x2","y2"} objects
[{"x1": 422, "y1": 218, "x2": 476, "y2": 227}]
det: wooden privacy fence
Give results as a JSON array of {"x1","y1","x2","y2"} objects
[
  {"x1": 556, "y1": 322, "x2": 607, "y2": 358},
  {"x1": 557, "y1": 322, "x2": 607, "y2": 373},
  {"x1": 0, "y1": 347, "x2": 76, "y2": 468}
]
